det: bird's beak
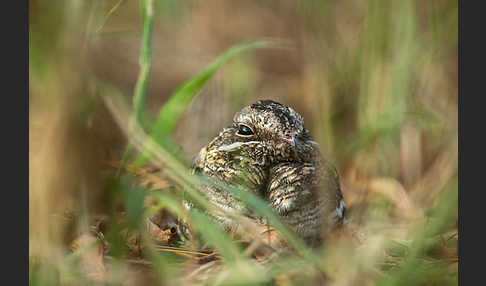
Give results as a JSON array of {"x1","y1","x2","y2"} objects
[{"x1": 281, "y1": 134, "x2": 297, "y2": 148}]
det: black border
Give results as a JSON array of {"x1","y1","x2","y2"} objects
[
  {"x1": 5, "y1": 0, "x2": 29, "y2": 284},
  {"x1": 459, "y1": 0, "x2": 482, "y2": 284}
]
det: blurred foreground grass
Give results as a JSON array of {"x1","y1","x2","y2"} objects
[{"x1": 30, "y1": 0, "x2": 457, "y2": 285}]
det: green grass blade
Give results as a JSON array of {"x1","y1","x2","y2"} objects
[
  {"x1": 132, "y1": 0, "x2": 154, "y2": 130},
  {"x1": 117, "y1": 0, "x2": 154, "y2": 176}
]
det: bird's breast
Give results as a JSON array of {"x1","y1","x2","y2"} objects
[{"x1": 201, "y1": 147, "x2": 269, "y2": 192}]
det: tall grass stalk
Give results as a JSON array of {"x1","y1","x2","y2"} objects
[{"x1": 119, "y1": 0, "x2": 154, "y2": 176}]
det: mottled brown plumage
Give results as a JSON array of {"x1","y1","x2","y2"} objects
[{"x1": 191, "y1": 100, "x2": 346, "y2": 246}]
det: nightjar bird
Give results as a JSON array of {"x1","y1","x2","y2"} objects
[{"x1": 191, "y1": 100, "x2": 346, "y2": 247}]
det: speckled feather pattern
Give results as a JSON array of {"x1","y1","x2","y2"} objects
[{"x1": 192, "y1": 100, "x2": 345, "y2": 246}]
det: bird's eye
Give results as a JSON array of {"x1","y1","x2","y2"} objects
[{"x1": 237, "y1": 124, "x2": 254, "y2": 136}]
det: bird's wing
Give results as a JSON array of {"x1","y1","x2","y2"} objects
[{"x1": 266, "y1": 160, "x2": 346, "y2": 244}]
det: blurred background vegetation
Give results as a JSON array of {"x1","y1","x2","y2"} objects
[{"x1": 29, "y1": 0, "x2": 457, "y2": 285}]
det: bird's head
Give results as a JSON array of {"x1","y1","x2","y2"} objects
[
  {"x1": 193, "y1": 100, "x2": 317, "y2": 188},
  {"x1": 230, "y1": 99, "x2": 312, "y2": 163},
  {"x1": 201, "y1": 100, "x2": 312, "y2": 165}
]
